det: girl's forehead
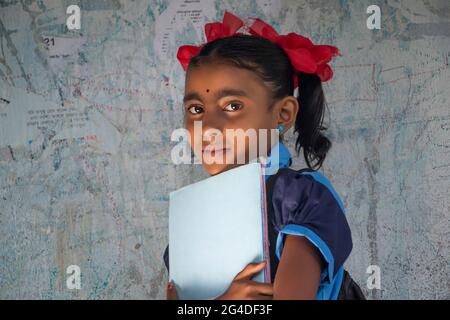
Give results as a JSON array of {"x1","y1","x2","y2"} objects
[
  {"x1": 187, "y1": 63, "x2": 254, "y2": 80},
  {"x1": 185, "y1": 64, "x2": 268, "y2": 97}
]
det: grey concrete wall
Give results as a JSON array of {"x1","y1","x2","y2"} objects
[{"x1": 0, "y1": 0, "x2": 449, "y2": 299}]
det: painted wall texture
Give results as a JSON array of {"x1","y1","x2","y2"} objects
[{"x1": 0, "y1": 0, "x2": 449, "y2": 299}]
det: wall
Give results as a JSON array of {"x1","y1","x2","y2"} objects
[{"x1": 0, "y1": 0, "x2": 449, "y2": 299}]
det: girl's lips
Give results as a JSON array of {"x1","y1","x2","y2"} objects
[{"x1": 202, "y1": 148, "x2": 231, "y2": 155}]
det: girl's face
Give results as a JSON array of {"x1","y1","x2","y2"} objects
[{"x1": 183, "y1": 63, "x2": 297, "y2": 176}]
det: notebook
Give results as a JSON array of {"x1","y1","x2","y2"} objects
[{"x1": 168, "y1": 162, "x2": 271, "y2": 300}]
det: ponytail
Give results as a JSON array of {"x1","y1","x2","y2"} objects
[{"x1": 294, "y1": 72, "x2": 332, "y2": 171}]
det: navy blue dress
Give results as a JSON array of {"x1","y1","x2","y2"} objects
[{"x1": 164, "y1": 142, "x2": 362, "y2": 299}]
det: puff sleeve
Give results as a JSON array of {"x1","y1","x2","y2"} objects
[{"x1": 271, "y1": 169, "x2": 352, "y2": 283}]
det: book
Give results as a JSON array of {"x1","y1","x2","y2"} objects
[{"x1": 168, "y1": 162, "x2": 271, "y2": 300}]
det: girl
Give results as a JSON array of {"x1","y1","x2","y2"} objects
[{"x1": 164, "y1": 11, "x2": 364, "y2": 300}]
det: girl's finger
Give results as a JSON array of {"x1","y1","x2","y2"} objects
[
  {"x1": 234, "y1": 261, "x2": 266, "y2": 281},
  {"x1": 249, "y1": 293, "x2": 273, "y2": 300},
  {"x1": 248, "y1": 281, "x2": 274, "y2": 296},
  {"x1": 166, "y1": 282, "x2": 178, "y2": 300}
]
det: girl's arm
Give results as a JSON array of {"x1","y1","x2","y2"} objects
[{"x1": 273, "y1": 235, "x2": 323, "y2": 299}]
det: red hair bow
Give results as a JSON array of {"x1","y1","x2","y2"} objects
[{"x1": 176, "y1": 11, "x2": 340, "y2": 89}]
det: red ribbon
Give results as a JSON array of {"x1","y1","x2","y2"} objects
[{"x1": 177, "y1": 11, "x2": 340, "y2": 89}]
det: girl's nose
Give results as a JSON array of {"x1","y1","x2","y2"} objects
[{"x1": 201, "y1": 109, "x2": 224, "y2": 136}]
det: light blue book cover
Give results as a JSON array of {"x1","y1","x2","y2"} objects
[{"x1": 169, "y1": 162, "x2": 271, "y2": 300}]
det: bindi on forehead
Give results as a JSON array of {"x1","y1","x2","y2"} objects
[{"x1": 206, "y1": 89, "x2": 209, "y2": 93}]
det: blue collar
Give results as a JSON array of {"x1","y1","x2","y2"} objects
[{"x1": 260, "y1": 141, "x2": 292, "y2": 181}]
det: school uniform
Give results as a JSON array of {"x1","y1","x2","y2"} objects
[{"x1": 163, "y1": 142, "x2": 364, "y2": 299}]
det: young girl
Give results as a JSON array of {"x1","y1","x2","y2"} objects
[{"x1": 164, "y1": 11, "x2": 364, "y2": 300}]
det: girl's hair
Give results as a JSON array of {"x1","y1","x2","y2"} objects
[{"x1": 187, "y1": 34, "x2": 332, "y2": 171}]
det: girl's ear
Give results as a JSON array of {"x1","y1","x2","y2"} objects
[{"x1": 275, "y1": 96, "x2": 299, "y2": 132}]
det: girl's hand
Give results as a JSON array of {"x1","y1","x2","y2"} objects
[
  {"x1": 166, "y1": 261, "x2": 273, "y2": 300},
  {"x1": 216, "y1": 261, "x2": 273, "y2": 300}
]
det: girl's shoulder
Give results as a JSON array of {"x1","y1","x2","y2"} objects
[
  {"x1": 268, "y1": 167, "x2": 347, "y2": 216},
  {"x1": 267, "y1": 167, "x2": 353, "y2": 282}
]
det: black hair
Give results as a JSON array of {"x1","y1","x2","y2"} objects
[{"x1": 187, "y1": 34, "x2": 332, "y2": 171}]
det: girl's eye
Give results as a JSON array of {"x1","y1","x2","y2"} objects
[
  {"x1": 223, "y1": 102, "x2": 243, "y2": 112},
  {"x1": 187, "y1": 105, "x2": 204, "y2": 114}
]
